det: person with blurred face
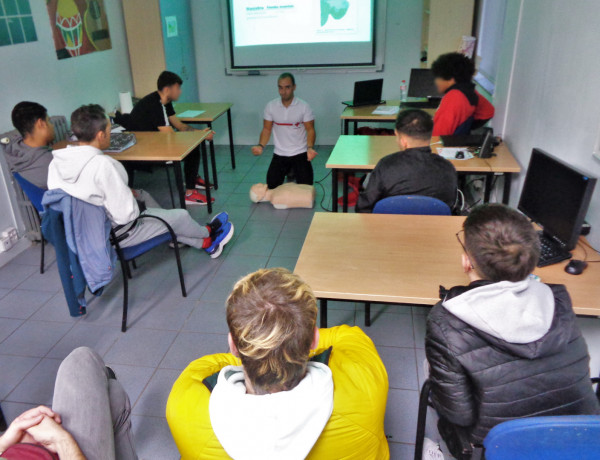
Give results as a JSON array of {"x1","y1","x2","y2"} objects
[
  {"x1": 128, "y1": 71, "x2": 214, "y2": 206},
  {"x1": 252, "y1": 73, "x2": 318, "y2": 189},
  {"x1": 2, "y1": 101, "x2": 55, "y2": 189}
]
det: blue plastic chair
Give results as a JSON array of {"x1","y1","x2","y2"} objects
[
  {"x1": 111, "y1": 214, "x2": 186, "y2": 332},
  {"x1": 372, "y1": 195, "x2": 451, "y2": 216},
  {"x1": 13, "y1": 173, "x2": 46, "y2": 273},
  {"x1": 483, "y1": 415, "x2": 600, "y2": 460}
]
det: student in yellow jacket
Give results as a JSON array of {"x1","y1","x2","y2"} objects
[{"x1": 166, "y1": 268, "x2": 389, "y2": 460}]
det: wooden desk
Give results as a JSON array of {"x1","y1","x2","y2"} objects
[
  {"x1": 340, "y1": 99, "x2": 437, "y2": 134},
  {"x1": 294, "y1": 213, "x2": 600, "y2": 327},
  {"x1": 174, "y1": 103, "x2": 236, "y2": 187},
  {"x1": 54, "y1": 131, "x2": 212, "y2": 212},
  {"x1": 326, "y1": 135, "x2": 521, "y2": 211}
]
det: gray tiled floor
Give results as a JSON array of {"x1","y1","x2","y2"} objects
[{"x1": 2, "y1": 144, "x2": 600, "y2": 460}]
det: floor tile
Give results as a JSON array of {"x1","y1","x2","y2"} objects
[
  {"x1": 266, "y1": 256, "x2": 298, "y2": 272},
  {"x1": 0, "y1": 317, "x2": 23, "y2": 343},
  {"x1": 0, "y1": 354, "x2": 40, "y2": 399},
  {"x1": 0, "y1": 264, "x2": 38, "y2": 289},
  {"x1": 133, "y1": 368, "x2": 181, "y2": 417},
  {"x1": 30, "y1": 292, "x2": 80, "y2": 323},
  {"x1": 389, "y1": 442, "x2": 415, "y2": 460},
  {"x1": 103, "y1": 329, "x2": 177, "y2": 367},
  {"x1": 271, "y1": 237, "x2": 305, "y2": 258},
  {"x1": 159, "y1": 332, "x2": 228, "y2": 370},
  {"x1": 319, "y1": 308, "x2": 356, "y2": 328},
  {"x1": 213, "y1": 254, "x2": 269, "y2": 280},
  {"x1": 199, "y1": 275, "x2": 240, "y2": 303},
  {"x1": 132, "y1": 415, "x2": 180, "y2": 460},
  {"x1": 128, "y1": 297, "x2": 195, "y2": 331},
  {"x1": 10, "y1": 244, "x2": 55, "y2": 266},
  {"x1": 105, "y1": 364, "x2": 156, "y2": 406},
  {"x1": 17, "y1": 266, "x2": 62, "y2": 293},
  {"x1": 182, "y1": 301, "x2": 229, "y2": 334},
  {"x1": 378, "y1": 346, "x2": 419, "y2": 391},
  {"x1": 0, "y1": 401, "x2": 38, "y2": 425},
  {"x1": 384, "y1": 388, "x2": 420, "y2": 444},
  {"x1": 249, "y1": 204, "x2": 289, "y2": 222},
  {"x1": 47, "y1": 323, "x2": 122, "y2": 359},
  {"x1": 228, "y1": 235, "x2": 277, "y2": 256},
  {"x1": 358, "y1": 312, "x2": 415, "y2": 348},
  {"x1": 0, "y1": 289, "x2": 55, "y2": 319},
  {"x1": 5, "y1": 358, "x2": 62, "y2": 405},
  {"x1": 413, "y1": 312, "x2": 427, "y2": 349},
  {"x1": 0, "y1": 320, "x2": 72, "y2": 357}
]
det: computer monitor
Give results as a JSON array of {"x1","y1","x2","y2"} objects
[
  {"x1": 407, "y1": 69, "x2": 439, "y2": 98},
  {"x1": 518, "y1": 149, "x2": 597, "y2": 251},
  {"x1": 342, "y1": 79, "x2": 383, "y2": 107}
]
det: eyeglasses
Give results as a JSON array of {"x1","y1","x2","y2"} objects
[{"x1": 456, "y1": 229, "x2": 475, "y2": 270}]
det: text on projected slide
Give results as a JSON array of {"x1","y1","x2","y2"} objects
[{"x1": 232, "y1": 0, "x2": 372, "y2": 47}]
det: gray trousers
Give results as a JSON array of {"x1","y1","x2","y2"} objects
[
  {"x1": 52, "y1": 347, "x2": 137, "y2": 460},
  {"x1": 119, "y1": 207, "x2": 209, "y2": 250}
]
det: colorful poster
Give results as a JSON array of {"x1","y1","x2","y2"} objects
[{"x1": 46, "y1": 0, "x2": 111, "y2": 59}]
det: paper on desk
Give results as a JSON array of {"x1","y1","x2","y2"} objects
[
  {"x1": 438, "y1": 148, "x2": 474, "y2": 160},
  {"x1": 372, "y1": 106, "x2": 399, "y2": 115},
  {"x1": 178, "y1": 110, "x2": 205, "y2": 118},
  {"x1": 111, "y1": 126, "x2": 126, "y2": 133}
]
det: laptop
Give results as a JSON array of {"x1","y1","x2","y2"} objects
[
  {"x1": 342, "y1": 79, "x2": 384, "y2": 107},
  {"x1": 401, "y1": 69, "x2": 442, "y2": 109}
]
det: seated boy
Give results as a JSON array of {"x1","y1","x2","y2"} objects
[
  {"x1": 127, "y1": 70, "x2": 213, "y2": 206},
  {"x1": 2, "y1": 101, "x2": 54, "y2": 189},
  {"x1": 426, "y1": 204, "x2": 599, "y2": 457},
  {"x1": 356, "y1": 109, "x2": 457, "y2": 213},
  {"x1": 431, "y1": 52, "x2": 495, "y2": 136},
  {"x1": 167, "y1": 268, "x2": 390, "y2": 460},
  {"x1": 48, "y1": 104, "x2": 233, "y2": 258}
]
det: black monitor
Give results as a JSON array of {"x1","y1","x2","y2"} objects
[
  {"x1": 518, "y1": 149, "x2": 596, "y2": 251},
  {"x1": 407, "y1": 69, "x2": 439, "y2": 98}
]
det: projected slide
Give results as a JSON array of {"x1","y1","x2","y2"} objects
[{"x1": 231, "y1": 0, "x2": 372, "y2": 47}]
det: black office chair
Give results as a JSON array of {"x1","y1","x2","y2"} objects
[{"x1": 414, "y1": 375, "x2": 600, "y2": 460}]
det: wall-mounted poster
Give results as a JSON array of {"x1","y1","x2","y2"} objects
[{"x1": 46, "y1": 0, "x2": 111, "y2": 59}]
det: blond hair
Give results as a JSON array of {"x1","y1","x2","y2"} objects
[{"x1": 226, "y1": 268, "x2": 317, "y2": 394}]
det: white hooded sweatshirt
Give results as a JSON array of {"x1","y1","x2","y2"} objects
[
  {"x1": 442, "y1": 278, "x2": 555, "y2": 343},
  {"x1": 48, "y1": 145, "x2": 139, "y2": 226},
  {"x1": 209, "y1": 362, "x2": 334, "y2": 460}
]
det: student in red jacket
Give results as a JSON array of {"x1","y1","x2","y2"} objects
[{"x1": 431, "y1": 53, "x2": 495, "y2": 136}]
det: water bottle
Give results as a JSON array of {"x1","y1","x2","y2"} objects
[{"x1": 400, "y1": 80, "x2": 408, "y2": 102}]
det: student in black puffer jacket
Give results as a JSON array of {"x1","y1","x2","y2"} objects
[{"x1": 425, "y1": 204, "x2": 599, "y2": 457}]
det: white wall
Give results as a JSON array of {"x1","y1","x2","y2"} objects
[
  {"x1": 493, "y1": 0, "x2": 600, "y2": 249},
  {"x1": 191, "y1": 0, "x2": 423, "y2": 145},
  {"x1": 0, "y1": 0, "x2": 133, "y2": 133}
]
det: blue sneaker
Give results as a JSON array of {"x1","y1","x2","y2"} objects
[
  {"x1": 207, "y1": 212, "x2": 229, "y2": 238},
  {"x1": 206, "y1": 221, "x2": 234, "y2": 259}
]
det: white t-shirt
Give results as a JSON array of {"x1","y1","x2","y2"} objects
[{"x1": 263, "y1": 97, "x2": 314, "y2": 157}]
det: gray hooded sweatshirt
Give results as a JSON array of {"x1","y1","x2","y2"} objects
[{"x1": 1, "y1": 134, "x2": 52, "y2": 189}]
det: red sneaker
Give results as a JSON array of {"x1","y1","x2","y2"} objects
[
  {"x1": 195, "y1": 177, "x2": 213, "y2": 190},
  {"x1": 185, "y1": 190, "x2": 215, "y2": 206}
]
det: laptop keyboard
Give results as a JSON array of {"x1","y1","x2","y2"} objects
[{"x1": 538, "y1": 232, "x2": 572, "y2": 267}]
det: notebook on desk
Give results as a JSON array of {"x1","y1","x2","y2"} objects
[{"x1": 105, "y1": 133, "x2": 137, "y2": 153}]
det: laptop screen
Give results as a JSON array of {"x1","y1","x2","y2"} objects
[
  {"x1": 353, "y1": 79, "x2": 383, "y2": 105},
  {"x1": 407, "y1": 69, "x2": 439, "y2": 98}
]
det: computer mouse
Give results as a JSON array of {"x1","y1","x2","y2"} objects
[
  {"x1": 455, "y1": 151, "x2": 465, "y2": 159},
  {"x1": 565, "y1": 259, "x2": 588, "y2": 275}
]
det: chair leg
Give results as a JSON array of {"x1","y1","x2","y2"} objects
[
  {"x1": 364, "y1": 302, "x2": 371, "y2": 327},
  {"x1": 121, "y1": 261, "x2": 129, "y2": 333},
  {"x1": 165, "y1": 164, "x2": 176, "y2": 209},
  {"x1": 131, "y1": 259, "x2": 137, "y2": 270},
  {"x1": 414, "y1": 379, "x2": 432, "y2": 460},
  {"x1": 126, "y1": 262, "x2": 133, "y2": 279},
  {"x1": 40, "y1": 236, "x2": 45, "y2": 274},
  {"x1": 0, "y1": 402, "x2": 7, "y2": 432},
  {"x1": 173, "y1": 241, "x2": 187, "y2": 297}
]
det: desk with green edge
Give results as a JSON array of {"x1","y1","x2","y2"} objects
[
  {"x1": 175, "y1": 103, "x2": 236, "y2": 191},
  {"x1": 327, "y1": 135, "x2": 521, "y2": 212},
  {"x1": 294, "y1": 213, "x2": 600, "y2": 328},
  {"x1": 340, "y1": 100, "x2": 437, "y2": 134}
]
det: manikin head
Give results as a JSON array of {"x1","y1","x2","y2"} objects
[
  {"x1": 278, "y1": 72, "x2": 296, "y2": 103},
  {"x1": 459, "y1": 204, "x2": 541, "y2": 282},
  {"x1": 11, "y1": 101, "x2": 55, "y2": 146},
  {"x1": 70, "y1": 104, "x2": 111, "y2": 151},
  {"x1": 249, "y1": 183, "x2": 269, "y2": 202},
  {"x1": 431, "y1": 52, "x2": 475, "y2": 94},
  {"x1": 157, "y1": 70, "x2": 183, "y2": 102},
  {"x1": 226, "y1": 268, "x2": 320, "y2": 395},
  {"x1": 394, "y1": 109, "x2": 433, "y2": 150}
]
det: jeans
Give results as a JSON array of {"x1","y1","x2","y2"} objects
[
  {"x1": 266, "y1": 152, "x2": 314, "y2": 189},
  {"x1": 52, "y1": 347, "x2": 137, "y2": 460}
]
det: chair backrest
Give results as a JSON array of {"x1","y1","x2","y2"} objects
[
  {"x1": 483, "y1": 415, "x2": 600, "y2": 460},
  {"x1": 13, "y1": 173, "x2": 45, "y2": 213},
  {"x1": 372, "y1": 195, "x2": 451, "y2": 216}
]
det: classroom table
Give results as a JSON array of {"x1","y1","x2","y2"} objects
[
  {"x1": 175, "y1": 103, "x2": 236, "y2": 190},
  {"x1": 294, "y1": 213, "x2": 600, "y2": 328},
  {"x1": 54, "y1": 130, "x2": 213, "y2": 213},
  {"x1": 326, "y1": 135, "x2": 521, "y2": 212},
  {"x1": 340, "y1": 99, "x2": 437, "y2": 135}
]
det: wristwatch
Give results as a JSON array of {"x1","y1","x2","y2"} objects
[{"x1": 257, "y1": 143, "x2": 265, "y2": 148}]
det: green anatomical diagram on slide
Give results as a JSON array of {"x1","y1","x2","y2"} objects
[{"x1": 321, "y1": 0, "x2": 350, "y2": 26}]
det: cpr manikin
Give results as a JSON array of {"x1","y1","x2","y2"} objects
[{"x1": 250, "y1": 183, "x2": 315, "y2": 209}]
